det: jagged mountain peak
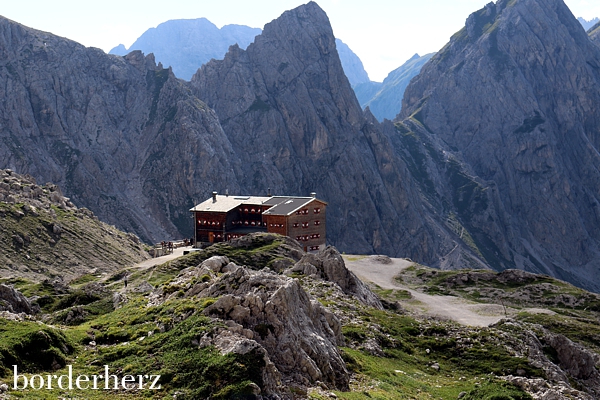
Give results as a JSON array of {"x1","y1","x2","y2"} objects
[
  {"x1": 110, "y1": 17, "x2": 261, "y2": 80},
  {"x1": 192, "y1": 0, "x2": 361, "y2": 131},
  {"x1": 190, "y1": 1, "x2": 447, "y2": 259},
  {"x1": 397, "y1": 0, "x2": 600, "y2": 290}
]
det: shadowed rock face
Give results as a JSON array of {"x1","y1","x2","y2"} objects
[
  {"x1": 0, "y1": 17, "x2": 241, "y2": 242},
  {"x1": 0, "y1": 5, "x2": 451, "y2": 262},
  {"x1": 399, "y1": 0, "x2": 600, "y2": 290},
  {"x1": 0, "y1": 284, "x2": 34, "y2": 314},
  {"x1": 189, "y1": 1, "x2": 454, "y2": 259}
]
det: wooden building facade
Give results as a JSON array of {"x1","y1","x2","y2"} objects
[{"x1": 190, "y1": 192, "x2": 327, "y2": 252}]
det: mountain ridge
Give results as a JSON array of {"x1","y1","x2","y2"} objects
[
  {"x1": 110, "y1": 18, "x2": 261, "y2": 80},
  {"x1": 355, "y1": 52, "x2": 434, "y2": 121},
  {"x1": 398, "y1": 0, "x2": 600, "y2": 291}
]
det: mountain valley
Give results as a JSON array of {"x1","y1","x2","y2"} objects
[{"x1": 1, "y1": 6, "x2": 600, "y2": 398}]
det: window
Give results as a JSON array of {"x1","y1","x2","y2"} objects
[
  {"x1": 314, "y1": 221, "x2": 321, "y2": 226},
  {"x1": 293, "y1": 223, "x2": 299, "y2": 228},
  {"x1": 314, "y1": 208, "x2": 321, "y2": 214}
]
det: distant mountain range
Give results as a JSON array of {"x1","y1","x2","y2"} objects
[
  {"x1": 4, "y1": 0, "x2": 600, "y2": 293},
  {"x1": 354, "y1": 53, "x2": 434, "y2": 121},
  {"x1": 578, "y1": 17, "x2": 600, "y2": 31},
  {"x1": 110, "y1": 18, "x2": 371, "y2": 88},
  {"x1": 110, "y1": 17, "x2": 432, "y2": 122},
  {"x1": 110, "y1": 19, "x2": 261, "y2": 81},
  {"x1": 334, "y1": 38, "x2": 370, "y2": 86}
]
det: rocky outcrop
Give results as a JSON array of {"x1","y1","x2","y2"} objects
[
  {"x1": 495, "y1": 319, "x2": 600, "y2": 399},
  {"x1": 545, "y1": 334, "x2": 597, "y2": 380},
  {"x1": 397, "y1": 0, "x2": 600, "y2": 291},
  {"x1": 290, "y1": 246, "x2": 383, "y2": 309},
  {"x1": 0, "y1": 284, "x2": 34, "y2": 314},
  {"x1": 151, "y1": 253, "x2": 350, "y2": 393}
]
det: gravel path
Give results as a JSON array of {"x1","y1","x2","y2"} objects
[
  {"x1": 134, "y1": 246, "x2": 193, "y2": 270},
  {"x1": 343, "y1": 255, "x2": 506, "y2": 327}
]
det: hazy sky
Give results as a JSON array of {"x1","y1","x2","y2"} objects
[{"x1": 1, "y1": 0, "x2": 598, "y2": 81}]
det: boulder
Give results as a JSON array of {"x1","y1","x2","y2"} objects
[
  {"x1": 292, "y1": 246, "x2": 383, "y2": 309},
  {"x1": 0, "y1": 284, "x2": 34, "y2": 314}
]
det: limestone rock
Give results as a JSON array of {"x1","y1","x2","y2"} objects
[
  {"x1": 0, "y1": 170, "x2": 149, "y2": 282},
  {"x1": 335, "y1": 39, "x2": 370, "y2": 86},
  {"x1": 199, "y1": 266, "x2": 349, "y2": 390},
  {"x1": 0, "y1": 284, "x2": 34, "y2": 314},
  {"x1": 546, "y1": 334, "x2": 597, "y2": 380},
  {"x1": 292, "y1": 246, "x2": 383, "y2": 309},
  {"x1": 0, "y1": 17, "x2": 241, "y2": 243},
  {"x1": 111, "y1": 18, "x2": 261, "y2": 81},
  {"x1": 189, "y1": 2, "x2": 446, "y2": 261},
  {"x1": 398, "y1": 0, "x2": 600, "y2": 291},
  {"x1": 159, "y1": 255, "x2": 351, "y2": 392}
]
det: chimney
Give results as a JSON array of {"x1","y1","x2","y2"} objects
[
  {"x1": 212, "y1": 191, "x2": 218, "y2": 203},
  {"x1": 267, "y1": 187, "x2": 272, "y2": 196},
  {"x1": 310, "y1": 192, "x2": 317, "y2": 198},
  {"x1": 225, "y1": 189, "x2": 229, "y2": 197}
]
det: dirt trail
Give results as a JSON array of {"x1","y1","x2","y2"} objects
[
  {"x1": 134, "y1": 246, "x2": 193, "y2": 271},
  {"x1": 343, "y1": 256, "x2": 506, "y2": 327}
]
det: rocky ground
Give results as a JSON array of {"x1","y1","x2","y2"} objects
[
  {"x1": 0, "y1": 232, "x2": 599, "y2": 399},
  {"x1": 0, "y1": 169, "x2": 149, "y2": 282}
]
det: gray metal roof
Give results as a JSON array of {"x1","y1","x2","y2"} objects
[{"x1": 263, "y1": 197, "x2": 322, "y2": 216}]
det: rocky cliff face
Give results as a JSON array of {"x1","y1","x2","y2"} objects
[
  {"x1": 0, "y1": 17, "x2": 242, "y2": 242},
  {"x1": 399, "y1": 0, "x2": 600, "y2": 290},
  {"x1": 3, "y1": 0, "x2": 600, "y2": 292},
  {"x1": 0, "y1": 8, "x2": 466, "y2": 266},
  {"x1": 189, "y1": 1, "x2": 464, "y2": 260}
]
